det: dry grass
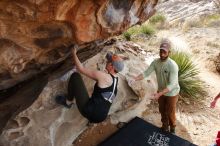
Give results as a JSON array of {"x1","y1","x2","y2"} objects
[
  {"x1": 207, "y1": 42, "x2": 220, "y2": 48},
  {"x1": 182, "y1": 14, "x2": 220, "y2": 31},
  {"x1": 214, "y1": 0, "x2": 220, "y2": 11}
]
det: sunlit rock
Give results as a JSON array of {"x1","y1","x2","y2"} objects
[
  {"x1": 0, "y1": 0, "x2": 158, "y2": 90},
  {"x1": 0, "y1": 41, "x2": 158, "y2": 146}
]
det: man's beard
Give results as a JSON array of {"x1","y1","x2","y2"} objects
[{"x1": 160, "y1": 56, "x2": 168, "y2": 61}]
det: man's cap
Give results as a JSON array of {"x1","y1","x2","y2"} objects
[
  {"x1": 106, "y1": 52, "x2": 124, "y2": 72},
  {"x1": 160, "y1": 39, "x2": 171, "y2": 52}
]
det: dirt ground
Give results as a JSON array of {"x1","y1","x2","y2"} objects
[{"x1": 73, "y1": 118, "x2": 118, "y2": 146}]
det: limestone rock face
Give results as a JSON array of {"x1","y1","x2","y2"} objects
[
  {"x1": 157, "y1": 0, "x2": 218, "y2": 23},
  {"x1": 0, "y1": 0, "x2": 158, "y2": 90},
  {"x1": 0, "y1": 41, "x2": 158, "y2": 146}
]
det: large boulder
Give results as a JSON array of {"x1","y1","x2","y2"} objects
[
  {"x1": 0, "y1": 41, "x2": 158, "y2": 146},
  {"x1": 0, "y1": 0, "x2": 158, "y2": 90}
]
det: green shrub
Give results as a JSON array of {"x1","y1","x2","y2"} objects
[
  {"x1": 170, "y1": 51, "x2": 207, "y2": 100},
  {"x1": 123, "y1": 25, "x2": 140, "y2": 40},
  {"x1": 140, "y1": 24, "x2": 155, "y2": 36},
  {"x1": 149, "y1": 13, "x2": 166, "y2": 24},
  {"x1": 206, "y1": 14, "x2": 220, "y2": 20},
  {"x1": 123, "y1": 31, "x2": 132, "y2": 41}
]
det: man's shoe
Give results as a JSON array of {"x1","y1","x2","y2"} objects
[
  {"x1": 55, "y1": 95, "x2": 73, "y2": 109},
  {"x1": 160, "y1": 126, "x2": 169, "y2": 132},
  {"x1": 170, "y1": 128, "x2": 175, "y2": 134}
]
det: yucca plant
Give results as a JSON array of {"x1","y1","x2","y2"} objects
[{"x1": 170, "y1": 51, "x2": 207, "y2": 100}]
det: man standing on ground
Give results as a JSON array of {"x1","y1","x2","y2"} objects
[{"x1": 133, "y1": 39, "x2": 180, "y2": 134}]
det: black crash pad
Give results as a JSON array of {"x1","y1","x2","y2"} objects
[{"x1": 99, "y1": 117, "x2": 197, "y2": 146}]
